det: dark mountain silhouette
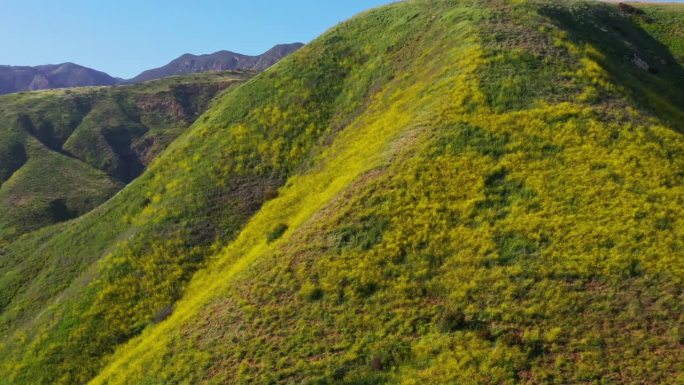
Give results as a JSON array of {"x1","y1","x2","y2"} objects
[{"x1": 127, "y1": 43, "x2": 304, "y2": 83}]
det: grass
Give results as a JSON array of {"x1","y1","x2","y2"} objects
[
  {"x1": 0, "y1": 1, "x2": 682, "y2": 384},
  {"x1": 636, "y1": 3, "x2": 684, "y2": 64},
  {"x1": 0, "y1": 138, "x2": 123, "y2": 241}
]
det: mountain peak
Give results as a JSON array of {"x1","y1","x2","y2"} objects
[
  {"x1": 0, "y1": 62, "x2": 118, "y2": 94},
  {"x1": 0, "y1": 43, "x2": 303, "y2": 95},
  {"x1": 128, "y1": 43, "x2": 304, "y2": 83}
]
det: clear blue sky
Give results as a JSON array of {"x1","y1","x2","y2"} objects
[{"x1": 0, "y1": 0, "x2": 393, "y2": 79}]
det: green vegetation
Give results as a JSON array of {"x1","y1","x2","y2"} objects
[
  {"x1": 0, "y1": 1, "x2": 682, "y2": 384},
  {"x1": 267, "y1": 223, "x2": 289, "y2": 243},
  {"x1": 0, "y1": 138, "x2": 122, "y2": 238},
  {"x1": 636, "y1": 3, "x2": 684, "y2": 65},
  {"x1": 0, "y1": 71, "x2": 250, "y2": 239}
]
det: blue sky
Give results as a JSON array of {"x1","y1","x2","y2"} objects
[
  {"x1": 0, "y1": 0, "x2": 392, "y2": 78},
  {"x1": 1, "y1": 0, "x2": 683, "y2": 78}
]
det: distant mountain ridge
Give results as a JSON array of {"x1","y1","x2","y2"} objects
[
  {"x1": 128, "y1": 43, "x2": 304, "y2": 83},
  {"x1": 0, "y1": 43, "x2": 303, "y2": 95},
  {"x1": 0, "y1": 63, "x2": 118, "y2": 94}
]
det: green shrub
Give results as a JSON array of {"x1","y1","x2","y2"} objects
[{"x1": 267, "y1": 223, "x2": 289, "y2": 243}]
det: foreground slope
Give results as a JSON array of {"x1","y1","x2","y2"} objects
[
  {"x1": 1, "y1": 1, "x2": 683, "y2": 384},
  {"x1": 0, "y1": 71, "x2": 250, "y2": 240}
]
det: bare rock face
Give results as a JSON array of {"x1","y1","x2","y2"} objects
[
  {"x1": 27, "y1": 74, "x2": 50, "y2": 90},
  {"x1": 629, "y1": 53, "x2": 659, "y2": 74},
  {"x1": 631, "y1": 53, "x2": 650, "y2": 71}
]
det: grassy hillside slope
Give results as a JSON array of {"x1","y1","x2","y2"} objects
[
  {"x1": 0, "y1": 1, "x2": 682, "y2": 384},
  {"x1": 636, "y1": 3, "x2": 684, "y2": 65},
  {"x1": 0, "y1": 71, "x2": 250, "y2": 240}
]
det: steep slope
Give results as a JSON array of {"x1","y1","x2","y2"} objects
[
  {"x1": 0, "y1": 1, "x2": 682, "y2": 384},
  {"x1": 0, "y1": 71, "x2": 250, "y2": 240},
  {"x1": 0, "y1": 63, "x2": 118, "y2": 95},
  {"x1": 127, "y1": 43, "x2": 304, "y2": 83}
]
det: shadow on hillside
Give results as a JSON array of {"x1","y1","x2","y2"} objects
[{"x1": 539, "y1": 2, "x2": 684, "y2": 133}]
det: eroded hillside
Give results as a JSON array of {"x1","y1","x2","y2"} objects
[{"x1": 0, "y1": 71, "x2": 250, "y2": 240}]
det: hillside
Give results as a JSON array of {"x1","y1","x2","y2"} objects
[
  {"x1": 0, "y1": 63, "x2": 118, "y2": 95},
  {"x1": 128, "y1": 43, "x2": 305, "y2": 83},
  {"x1": 635, "y1": 2, "x2": 684, "y2": 64},
  {"x1": 0, "y1": 1, "x2": 682, "y2": 384},
  {"x1": 0, "y1": 71, "x2": 251, "y2": 240}
]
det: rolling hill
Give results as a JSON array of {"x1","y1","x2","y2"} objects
[{"x1": 0, "y1": 1, "x2": 682, "y2": 384}]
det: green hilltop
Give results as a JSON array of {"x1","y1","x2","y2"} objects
[{"x1": 0, "y1": 1, "x2": 682, "y2": 384}]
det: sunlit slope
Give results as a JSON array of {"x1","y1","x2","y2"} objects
[
  {"x1": 2, "y1": 0, "x2": 684, "y2": 384},
  {"x1": 0, "y1": 1, "x2": 409, "y2": 383},
  {"x1": 91, "y1": 0, "x2": 682, "y2": 384}
]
